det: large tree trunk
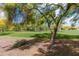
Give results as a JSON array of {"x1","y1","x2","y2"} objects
[
  {"x1": 48, "y1": 25, "x2": 58, "y2": 49},
  {"x1": 48, "y1": 19, "x2": 61, "y2": 49},
  {"x1": 50, "y1": 26, "x2": 58, "y2": 45}
]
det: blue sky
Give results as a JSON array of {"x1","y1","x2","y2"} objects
[
  {"x1": 12, "y1": 8, "x2": 26, "y2": 24},
  {"x1": 0, "y1": 3, "x2": 79, "y2": 26},
  {"x1": 0, "y1": 9, "x2": 79, "y2": 26}
]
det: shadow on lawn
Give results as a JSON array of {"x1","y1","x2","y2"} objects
[
  {"x1": 32, "y1": 33, "x2": 79, "y2": 40},
  {"x1": 5, "y1": 32, "x2": 79, "y2": 55},
  {"x1": 0, "y1": 32, "x2": 11, "y2": 36},
  {"x1": 32, "y1": 33, "x2": 50, "y2": 39},
  {"x1": 6, "y1": 33, "x2": 79, "y2": 50},
  {"x1": 5, "y1": 32, "x2": 79, "y2": 56}
]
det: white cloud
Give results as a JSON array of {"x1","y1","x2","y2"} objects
[{"x1": 0, "y1": 10, "x2": 7, "y2": 20}]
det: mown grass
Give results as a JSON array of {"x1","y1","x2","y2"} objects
[
  {"x1": 57, "y1": 30, "x2": 79, "y2": 40},
  {"x1": 10, "y1": 31, "x2": 50, "y2": 38},
  {"x1": 0, "y1": 30, "x2": 79, "y2": 40},
  {"x1": 58, "y1": 30, "x2": 79, "y2": 35}
]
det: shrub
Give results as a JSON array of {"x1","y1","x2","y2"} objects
[{"x1": 62, "y1": 26, "x2": 71, "y2": 30}]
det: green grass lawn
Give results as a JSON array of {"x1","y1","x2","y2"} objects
[
  {"x1": 58, "y1": 30, "x2": 79, "y2": 35},
  {"x1": 57, "y1": 30, "x2": 79, "y2": 40},
  {"x1": 0, "y1": 30, "x2": 79, "y2": 40},
  {"x1": 0, "y1": 31, "x2": 50, "y2": 38},
  {"x1": 10, "y1": 31, "x2": 50, "y2": 38}
]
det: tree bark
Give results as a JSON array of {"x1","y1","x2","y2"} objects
[
  {"x1": 48, "y1": 25, "x2": 58, "y2": 49},
  {"x1": 51, "y1": 26, "x2": 58, "y2": 44},
  {"x1": 48, "y1": 19, "x2": 61, "y2": 49}
]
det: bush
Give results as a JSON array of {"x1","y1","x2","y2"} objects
[{"x1": 62, "y1": 26, "x2": 71, "y2": 30}]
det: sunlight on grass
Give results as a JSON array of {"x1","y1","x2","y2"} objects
[
  {"x1": 9, "y1": 31, "x2": 50, "y2": 38},
  {"x1": 58, "y1": 30, "x2": 79, "y2": 35},
  {"x1": 0, "y1": 30, "x2": 79, "y2": 40}
]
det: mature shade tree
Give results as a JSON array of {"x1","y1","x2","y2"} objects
[
  {"x1": 3, "y1": 4, "x2": 16, "y2": 24},
  {"x1": 2, "y1": 3, "x2": 79, "y2": 49},
  {"x1": 19, "y1": 4, "x2": 46, "y2": 31},
  {"x1": 29, "y1": 3, "x2": 79, "y2": 49}
]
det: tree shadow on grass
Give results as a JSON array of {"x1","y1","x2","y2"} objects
[
  {"x1": 31, "y1": 33, "x2": 79, "y2": 40},
  {"x1": 5, "y1": 33, "x2": 50, "y2": 51},
  {"x1": 0, "y1": 32, "x2": 12, "y2": 36},
  {"x1": 5, "y1": 32, "x2": 79, "y2": 54},
  {"x1": 56, "y1": 34, "x2": 79, "y2": 39},
  {"x1": 31, "y1": 33, "x2": 50, "y2": 39}
]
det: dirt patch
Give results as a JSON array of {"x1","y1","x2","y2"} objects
[
  {"x1": 36, "y1": 40, "x2": 79, "y2": 56},
  {"x1": 0, "y1": 36, "x2": 79, "y2": 56},
  {"x1": 0, "y1": 36, "x2": 46, "y2": 56}
]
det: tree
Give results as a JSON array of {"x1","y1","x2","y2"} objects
[
  {"x1": 1, "y1": 4, "x2": 16, "y2": 30},
  {"x1": 2, "y1": 3, "x2": 79, "y2": 49},
  {"x1": 30, "y1": 3, "x2": 79, "y2": 49},
  {"x1": 19, "y1": 4, "x2": 46, "y2": 31}
]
